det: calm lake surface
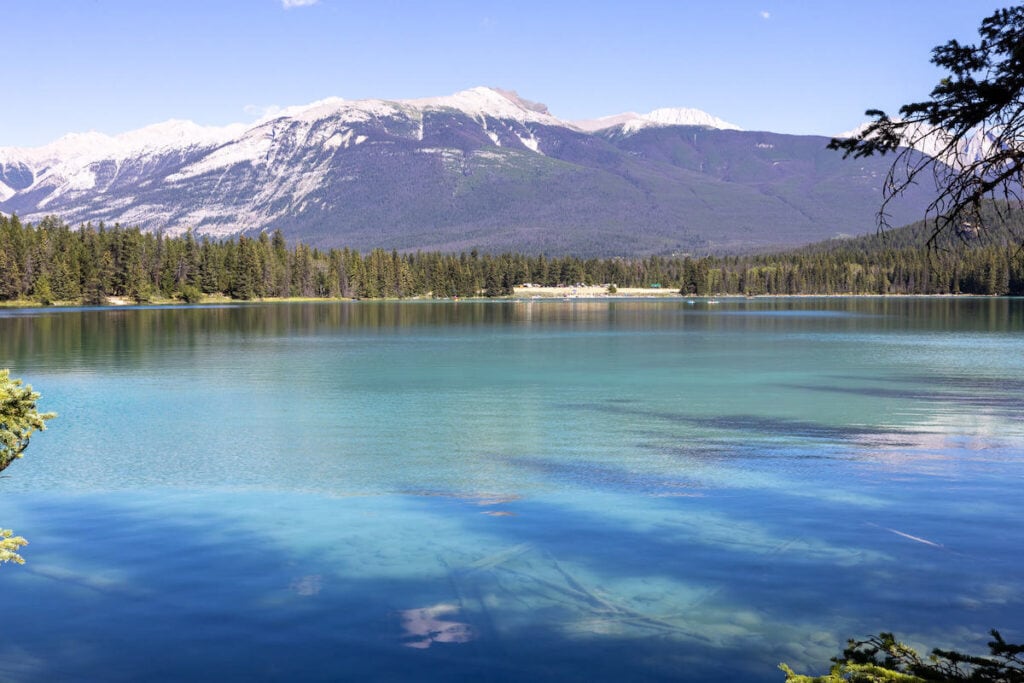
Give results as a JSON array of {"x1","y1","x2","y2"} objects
[{"x1": 1, "y1": 297, "x2": 1022, "y2": 682}]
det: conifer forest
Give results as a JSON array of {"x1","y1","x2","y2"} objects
[{"x1": 1, "y1": 213, "x2": 1022, "y2": 304}]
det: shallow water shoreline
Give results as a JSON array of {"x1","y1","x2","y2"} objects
[{"x1": 0, "y1": 290, "x2": 1002, "y2": 309}]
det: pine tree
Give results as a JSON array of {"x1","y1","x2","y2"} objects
[{"x1": 1, "y1": 370, "x2": 55, "y2": 565}]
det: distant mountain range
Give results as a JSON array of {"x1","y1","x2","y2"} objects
[{"x1": 0, "y1": 87, "x2": 941, "y2": 256}]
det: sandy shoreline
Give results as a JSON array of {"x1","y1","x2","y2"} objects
[{"x1": 512, "y1": 286, "x2": 680, "y2": 298}]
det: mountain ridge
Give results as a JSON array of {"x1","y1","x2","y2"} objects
[{"x1": 0, "y1": 86, "x2": 939, "y2": 256}]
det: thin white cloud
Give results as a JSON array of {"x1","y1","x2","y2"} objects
[
  {"x1": 244, "y1": 104, "x2": 283, "y2": 120},
  {"x1": 282, "y1": 0, "x2": 319, "y2": 8},
  {"x1": 759, "y1": 10, "x2": 771, "y2": 20}
]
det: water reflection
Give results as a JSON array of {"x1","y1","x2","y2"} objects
[
  {"x1": 4, "y1": 298, "x2": 1022, "y2": 372},
  {"x1": 399, "y1": 603, "x2": 475, "y2": 649}
]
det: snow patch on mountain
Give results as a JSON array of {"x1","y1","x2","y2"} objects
[
  {"x1": 116, "y1": 119, "x2": 247, "y2": 153},
  {"x1": 165, "y1": 131, "x2": 272, "y2": 182},
  {"x1": 573, "y1": 108, "x2": 741, "y2": 133},
  {"x1": 0, "y1": 132, "x2": 112, "y2": 172},
  {"x1": 290, "y1": 170, "x2": 329, "y2": 206},
  {"x1": 407, "y1": 87, "x2": 560, "y2": 124},
  {"x1": 1, "y1": 121, "x2": 244, "y2": 171},
  {"x1": 322, "y1": 129, "x2": 368, "y2": 150},
  {"x1": 572, "y1": 112, "x2": 643, "y2": 132},
  {"x1": 245, "y1": 87, "x2": 559, "y2": 131},
  {"x1": 491, "y1": 88, "x2": 550, "y2": 115},
  {"x1": 66, "y1": 167, "x2": 98, "y2": 191},
  {"x1": 516, "y1": 132, "x2": 541, "y2": 153},
  {"x1": 262, "y1": 97, "x2": 403, "y2": 126},
  {"x1": 623, "y1": 108, "x2": 742, "y2": 133}
]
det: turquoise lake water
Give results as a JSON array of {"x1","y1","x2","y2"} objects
[{"x1": 1, "y1": 298, "x2": 1022, "y2": 681}]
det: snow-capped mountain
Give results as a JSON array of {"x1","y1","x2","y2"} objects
[
  {"x1": 0, "y1": 87, "x2": 566, "y2": 226},
  {"x1": 573, "y1": 108, "x2": 742, "y2": 133},
  {"x1": 0, "y1": 87, "x2": 938, "y2": 255},
  {"x1": 0, "y1": 120, "x2": 247, "y2": 201}
]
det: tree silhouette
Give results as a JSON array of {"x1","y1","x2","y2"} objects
[{"x1": 829, "y1": 6, "x2": 1024, "y2": 246}]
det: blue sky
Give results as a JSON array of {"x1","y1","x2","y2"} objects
[{"x1": 2, "y1": 0, "x2": 998, "y2": 147}]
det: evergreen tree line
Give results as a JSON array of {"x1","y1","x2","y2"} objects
[{"x1": 1, "y1": 213, "x2": 1023, "y2": 304}]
